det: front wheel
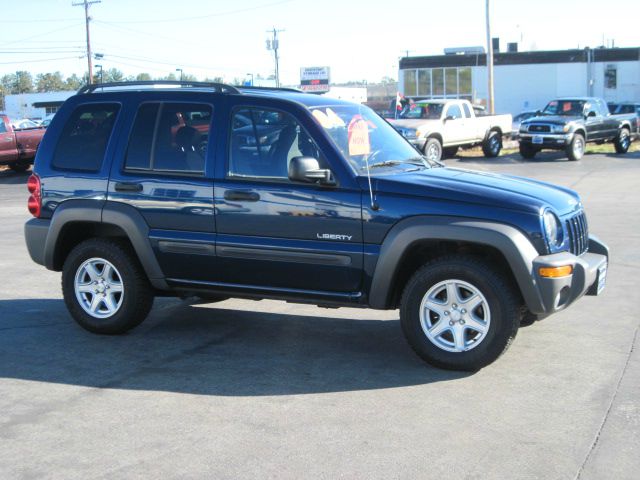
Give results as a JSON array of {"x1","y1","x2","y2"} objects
[
  {"x1": 614, "y1": 128, "x2": 631, "y2": 154},
  {"x1": 400, "y1": 256, "x2": 521, "y2": 371},
  {"x1": 482, "y1": 130, "x2": 502, "y2": 157},
  {"x1": 62, "y1": 238, "x2": 154, "y2": 334},
  {"x1": 566, "y1": 133, "x2": 585, "y2": 161},
  {"x1": 423, "y1": 138, "x2": 443, "y2": 162}
]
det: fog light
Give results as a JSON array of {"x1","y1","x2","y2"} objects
[{"x1": 539, "y1": 265, "x2": 573, "y2": 278}]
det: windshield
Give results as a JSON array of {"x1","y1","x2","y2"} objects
[
  {"x1": 542, "y1": 100, "x2": 586, "y2": 116},
  {"x1": 399, "y1": 103, "x2": 444, "y2": 120},
  {"x1": 310, "y1": 104, "x2": 432, "y2": 173}
]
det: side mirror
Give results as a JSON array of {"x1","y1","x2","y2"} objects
[
  {"x1": 288, "y1": 156, "x2": 335, "y2": 185},
  {"x1": 587, "y1": 110, "x2": 597, "y2": 118},
  {"x1": 444, "y1": 115, "x2": 455, "y2": 122},
  {"x1": 535, "y1": 110, "x2": 542, "y2": 116}
]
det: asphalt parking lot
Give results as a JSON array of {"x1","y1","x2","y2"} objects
[{"x1": 1, "y1": 150, "x2": 638, "y2": 479}]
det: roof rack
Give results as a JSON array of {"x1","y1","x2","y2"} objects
[
  {"x1": 238, "y1": 85, "x2": 304, "y2": 93},
  {"x1": 77, "y1": 80, "x2": 240, "y2": 95}
]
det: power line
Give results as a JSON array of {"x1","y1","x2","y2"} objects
[
  {"x1": 1, "y1": 22, "x2": 83, "y2": 47},
  {"x1": 0, "y1": 56, "x2": 83, "y2": 65}
]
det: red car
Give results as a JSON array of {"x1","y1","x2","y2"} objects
[{"x1": 0, "y1": 114, "x2": 46, "y2": 172}]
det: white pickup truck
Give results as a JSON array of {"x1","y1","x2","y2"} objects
[{"x1": 389, "y1": 99, "x2": 512, "y2": 161}]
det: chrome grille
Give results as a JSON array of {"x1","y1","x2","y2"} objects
[
  {"x1": 528, "y1": 124, "x2": 551, "y2": 133},
  {"x1": 566, "y1": 211, "x2": 588, "y2": 256}
]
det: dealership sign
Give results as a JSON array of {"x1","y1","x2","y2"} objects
[{"x1": 300, "y1": 66, "x2": 330, "y2": 92}]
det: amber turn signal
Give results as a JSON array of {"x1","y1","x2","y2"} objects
[{"x1": 539, "y1": 265, "x2": 573, "y2": 278}]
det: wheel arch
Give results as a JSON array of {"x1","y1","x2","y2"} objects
[
  {"x1": 44, "y1": 200, "x2": 168, "y2": 290},
  {"x1": 368, "y1": 216, "x2": 544, "y2": 313}
]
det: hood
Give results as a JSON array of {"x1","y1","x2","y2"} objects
[
  {"x1": 522, "y1": 115, "x2": 582, "y2": 126},
  {"x1": 371, "y1": 167, "x2": 581, "y2": 216},
  {"x1": 388, "y1": 118, "x2": 440, "y2": 130}
]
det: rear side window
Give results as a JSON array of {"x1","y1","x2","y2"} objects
[
  {"x1": 124, "y1": 102, "x2": 212, "y2": 175},
  {"x1": 462, "y1": 103, "x2": 471, "y2": 118},
  {"x1": 52, "y1": 103, "x2": 120, "y2": 171},
  {"x1": 0, "y1": 121, "x2": 6, "y2": 133}
]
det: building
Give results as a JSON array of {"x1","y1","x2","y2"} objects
[
  {"x1": 399, "y1": 46, "x2": 640, "y2": 115},
  {"x1": 3, "y1": 91, "x2": 75, "y2": 120},
  {"x1": 321, "y1": 86, "x2": 367, "y2": 103}
]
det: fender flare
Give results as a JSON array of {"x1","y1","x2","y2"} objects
[
  {"x1": 44, "y1": 199, "x2": 168, "y2": 290},
  {"x1": 368, "y1": 216, "x2": 544, "y2": 312}
]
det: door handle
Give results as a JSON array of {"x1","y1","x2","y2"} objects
[
  {"x1": 224, "y1": 190, "x2": 260, "y2": 202},
  {"x1": 114, "y1": 182, "x2": 143, "y2": 192}
]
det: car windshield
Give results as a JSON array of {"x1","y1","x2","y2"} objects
[
  {"x1": 542, "y1": 100, "x2": 586, "y2": 116},
  {"x1": 310, "y1": 104, "x2": 435, "y2": 173},
  {"x1": 399, "y1": 103, "x2": 444, "y2": 120}
]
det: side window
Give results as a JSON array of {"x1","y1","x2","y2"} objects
[
  {"x1": 52, "y1": 103, "x2": 120, "y2": 171},
  {"x1": 0, "y1": 121, "x2": 6, "y2": 133},
  {"x1": 446, "y1": 104, "x2": 463, "y2": 120},
  {"x1": 228, "y1": 107, "x2": 322, "y2": 180},
  {"x1": 462, "y1": 103, "x2": 472, "y2": 118},
  {"x1": 124, "y1": 102, "x2": 212, "y2": 175}
]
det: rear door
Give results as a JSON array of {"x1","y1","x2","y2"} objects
[
  {"x1": 0, "y1": 119, "x2": 18, "y2": 163},
  {"x1": 213, "y1": 97, "x2": 363, "y2": 295},
  {"x1": 107, "y1": 97, "x2": 219, "y2": 282}
]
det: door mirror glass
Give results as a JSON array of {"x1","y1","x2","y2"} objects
[
  {"x1": 444, "y1": 115, "x2": 455, "y2": 122},
  {"x1": 288, "y1": 156, "x2": 334, "y2": 185},
  {"x1": 587, "y1": 110, "x2": 597, "y2": 118}
]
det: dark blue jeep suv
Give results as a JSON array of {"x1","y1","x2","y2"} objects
[{"x1": 24, "y1": 81, "x2": 609, "y2": 370}]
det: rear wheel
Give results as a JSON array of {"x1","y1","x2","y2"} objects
[
  {"x1": 400, "y1": 255, "x2": 521, "y2": 371},
  {"x1": 423, "y1": 137, "x2": 443, "y2": 162},
  {"x1": 482, "y1": 130, "x2": 502, "y2": 157},
  {"x1": 62, "y1": 238, "x2": 154, "y2": 334},
  {"x1": 614, "y1": 128, "x2": 631, "y2": 154},
  {"x1": 566, "y1": 133, "x2": 585, "y2": 161},
  {"x1": 519, "y1": 143, "x2": 537, "y2": 159}
]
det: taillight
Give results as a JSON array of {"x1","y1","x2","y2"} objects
[{"x1": 27, "y1": 174, "x2": 41, "y2": 218}]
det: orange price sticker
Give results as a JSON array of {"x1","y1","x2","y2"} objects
[{"x1": 347, "y1": 116, "x2": 371, "y2": 156}]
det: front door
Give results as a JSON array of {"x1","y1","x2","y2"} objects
[
  {"x1": 214, "y1": 102, "x2": 363, "y2": 295},
  {"x1": 442, "y1": 104, "x2": 466, "y2": 145}
]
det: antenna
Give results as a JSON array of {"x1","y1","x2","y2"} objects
[{"x1": 363, "y1": 155, "x2": 379, "y2": 211}]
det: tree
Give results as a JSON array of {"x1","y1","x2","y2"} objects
[
  {"x1": 136, "y1": 73, "x2": 152, "y2": 81},
  {"x1": 162, "y1": 73, "x2": 177, "y2": 81},
  {"x1": 181, "y1": 73, "x2": 197, "y2": 82},
  {"x1": 65, "y1": 74, "x2": 83, "y2": 90},
  {"x1": 35, "y1": 72, "x2": 67, "y2": 92},
  {"x1": 103, "y1": 68, "x2": 124, "y2": 83},
  {"x1": 0, "y1": 71, "x2": 34, "y2": 94},
  {"x1": 203, "y1": 76, "x2": 224, "y2": 83}
]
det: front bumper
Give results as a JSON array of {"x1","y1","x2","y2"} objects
[
  {"x1": 531, "y1": 235, "x2": 608, "y2": 315},
  {"x1": 519, "y1": 132, "x2": 572, "y2": 149}
]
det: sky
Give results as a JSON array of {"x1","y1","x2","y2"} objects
[{"x1": 1, "y1": 0, "x2": 638, "y2": 85}]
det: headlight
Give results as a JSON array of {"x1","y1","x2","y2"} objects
[
  {"x1": 415, "y1": 128, "x2": 425, "y2": 138},
  {"x1": 519, "y1": 125, "x2": 528, "y2": 133},
  {"x1": 542, "y1": 210, "x2": 563, "y2": 248},
  {"x1": 552, "y1": 124, "x2": 571, "y2": 133},
  {"x1": 404, "y1": 128, "x2": 417, "y2": 139}
]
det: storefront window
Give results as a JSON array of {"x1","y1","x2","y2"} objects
[
  {"x1": 404, "y1": 70, "x2": 417, "y2": 96},
  {"x1": 458, "y1": 68, "x2": 472, "y2": 96},
  {"x1": 432, "y1": 68, "x2": 444, "y2": 96},
  {"x1": 445, "y1": 68, "x2": 457, "y2": 96},
  {"x1": 417, "y1": 69, "x2": 431, "y2": 97}
]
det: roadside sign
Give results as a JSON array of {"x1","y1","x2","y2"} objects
[{"x1": 300, "y1": 66, "x2": 330, "y2": 93}]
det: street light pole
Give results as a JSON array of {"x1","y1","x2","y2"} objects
[
  {"x1": 247, "y1": 73, "x2": 254, "y2": 86},
  {"x1": 95, "y1": 64, "x2": 103, "y2": 83},
  {"x1": 176, "y1": 68, "x2": 183, "y2": 81},
  {"x1": 485, "y1": 0, "x2": 495, "y2": 114},
  {"x1": 72, "y1": 0, "x2": 101, "y2": 85},
  {"x1": 266, "y1": 28, "x2": 284, "y2": 88}
]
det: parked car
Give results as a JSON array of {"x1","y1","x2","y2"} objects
[
  {"x1": 0, "y1": 114, "x2": 46, "y2": 172},
  {"x1": 40, "y1": 113, "x2": 56, "y2": 127},
  {"x1": 511, "y1": 111, "x2": 538, "y2": 139},
  {"x1": 518, "y1": 97, "x2": 638, "y2": 161},
  {"x1": 11, "y1": 118, "x2": 41, "y2": 130},
  {"x1": 389, "y1": 99, "x2": 512, "y2": 160},
  {"x1": 24, "y1": 81, "x2": 608, "y2": 371}
]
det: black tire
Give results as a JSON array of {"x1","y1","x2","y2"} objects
[
  {"x1": 423, "y1": 137, "x2": 443, "y2": 162},
  {"x1": 443, "y1": 146, "x2": 459, "y2": 158},
  {"x1": 8, "y1": 162, "x2": 30, "y2": 172},
  {"x1": 614, "y1": 128, "x2": 631, "y2": 154},
  {"x1": 482, "y1": 130, "x2": 502, "y2": 157},
  {"x1": 62, "y1": 238, "x2": 154, "y2": 334},
  {"x1": 519, "y1": 143, "x2": 537, "y2": 159},
  {"x1": 566, "y1": 133, "x2": 585, "y2": 161},
  {"x1": 399, "y1": 255, "x2": 521, "y2": 371}
]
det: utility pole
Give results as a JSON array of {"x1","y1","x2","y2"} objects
[
  {"x1": 266, "y1": 28, "x2": 284, "y2": 87},
  {"x1": 73, "y1": 0, "x2": 101, "y2": 85},
  {"x1": 485, "y1": 0, "x2": 495, "y2": 114}
]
